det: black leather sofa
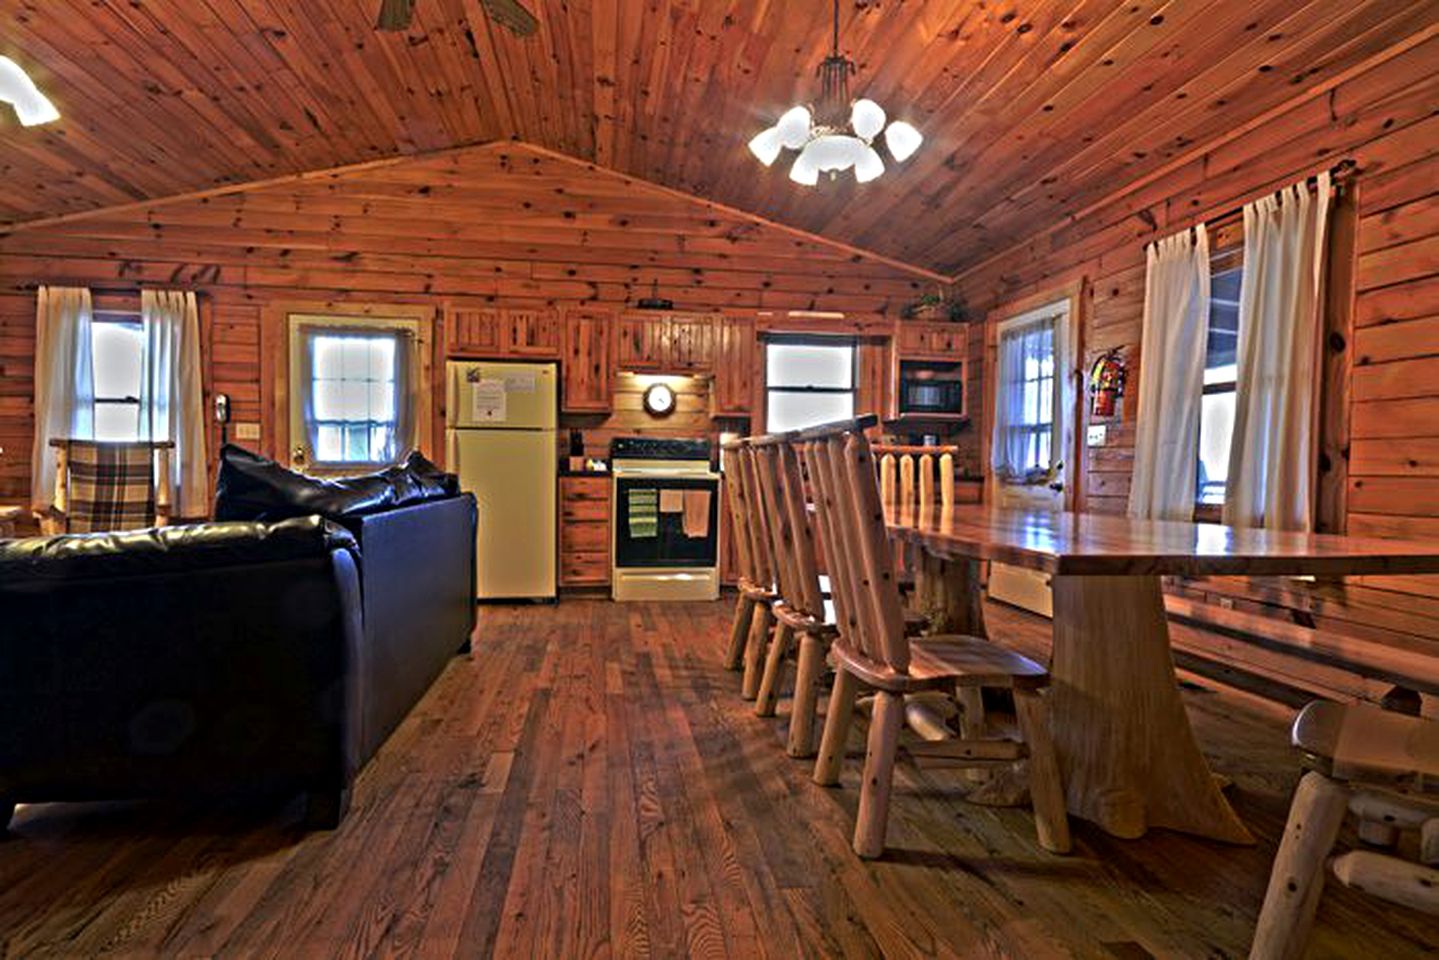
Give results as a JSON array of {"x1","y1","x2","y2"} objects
[{"x1": 0, "y1": 448, "x2": 476, "y2": 831}]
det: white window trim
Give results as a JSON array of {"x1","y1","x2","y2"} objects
[
  {"x1": 992, "y1": 298, "x2": 1070, "y2": 486},
  {"x1": 287, "y1": 313, "x2": 421, "y2": 473}
]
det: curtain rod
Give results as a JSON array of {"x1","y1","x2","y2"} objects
[{"x1": 1182, "y1": 158, "x2": 1357, "y2": 241}]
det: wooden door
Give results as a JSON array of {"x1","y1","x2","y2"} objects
[
  {"x1": 562, "y1": 308, "x2": 613, "y2": 413},
  {"x1": 447, "y1": 307, "x2": 506, "y2": 356},
  {"x1": 616, "y1": 313, "x2": 667, "y2": 371},
  {"x1": 711, "y1": 314, "x2": 755, "y2": 416},
  {"x1": 505, "y1": 309, "x2": 560, "y2": 358}
]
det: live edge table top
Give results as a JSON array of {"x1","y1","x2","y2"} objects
[{"x1": 885, "y1": 504, "x2": 1439, "y2": 579}]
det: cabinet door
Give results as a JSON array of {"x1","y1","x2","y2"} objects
[
  {"x1": 562, "y1": 308, "x2": 613, "y2": 413},
  {"x1": 447, "y1": 307, "x2": 506, "y2": 356},
  {"x1": 711, "y1": 314, "x2": 754, "y2": 416},
  {"x1": 668, "y1": 315, "x2": 715, "y2": 371},
  {"x1": 506, "y1": 309, "x2": 560, "y2": 357},
  {"x1": 857, "y1": 338, "x2": 896, "y2": 423},
  {"x1": 616, "y1": 313, "x2": 667, "y2": 371}
]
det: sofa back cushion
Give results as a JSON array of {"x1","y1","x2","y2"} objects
[{"x1": 214, "y1": 446, "x2": 458, "y2": 523}]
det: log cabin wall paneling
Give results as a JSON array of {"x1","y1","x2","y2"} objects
[
  {"x1": 0, "y1": 143, "x2": 936, "y2": 504},
  {"x1": 951, "y1": 34, "x2": 1439, "y2": 707}
]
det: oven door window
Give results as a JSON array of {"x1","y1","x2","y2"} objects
[{"x1": 614, "y1": 477, "x2": 719, "y2": 568}]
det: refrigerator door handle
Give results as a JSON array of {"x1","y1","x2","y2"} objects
[{"x1": 446, "y1": 429, "x2": 459, "y2": 474}]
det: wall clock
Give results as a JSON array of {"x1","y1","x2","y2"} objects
[{"x1": 643, "y1": 382, "x2": 676, "y2": 418}]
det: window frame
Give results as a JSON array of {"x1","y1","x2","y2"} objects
[
  {"x1": 763, "y1": 334, "x2": 858, "y2": 433},
  {"x1": 287, "y1": 313, "x2": 420, "y2": 473},
  {"x1": 91, "y1": 312, "x2": 146, "y2": 443},
  {"x1": 1195, "y1": 240, "x2": 1245, "y2": 522},
  {"x1": 992, "y1": 300, "x2": 1069, "y2": 487}
]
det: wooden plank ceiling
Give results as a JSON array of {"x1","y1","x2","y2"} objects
[{"x1": 0, "y1": 0, "x2": 1434, "y2": 275}]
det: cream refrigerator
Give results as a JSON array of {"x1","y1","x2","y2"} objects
[{"x1": 446, "y1": 360, "x2": 557, "y2": 601}]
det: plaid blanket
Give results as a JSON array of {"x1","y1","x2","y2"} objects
[{"x1": 65, "y1": 442, "x2": 157, "y2": 533}]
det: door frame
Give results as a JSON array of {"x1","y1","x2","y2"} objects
[{"x1": 984, "y1": 279, "x2": 1087, "y2": 512}]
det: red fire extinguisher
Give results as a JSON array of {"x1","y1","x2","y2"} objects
[{"x1": 1089, "y1": 349, "x2": 1127, "y2": 419}]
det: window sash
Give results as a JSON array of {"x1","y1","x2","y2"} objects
[{"x1": 298, "y1": 326, "x2": 409, "y2": 468}]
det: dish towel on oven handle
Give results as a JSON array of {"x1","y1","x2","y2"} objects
[
  {"x1": 682, "y1": 489, "x2": 711, "y2": 539},
  {"x1": 628, "y1": 488, "x2": 658, "y2": 539}
]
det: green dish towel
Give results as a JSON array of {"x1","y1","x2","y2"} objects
[{"x1": 628, "y1": 488, "x2": 659, "y2": 539}]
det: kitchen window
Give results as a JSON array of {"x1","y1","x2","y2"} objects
[
  {"x1": 289, "y1": 316, "x2": 417, "y2": 469},
  {"x1": 764, "y1": 337, "x2": 856, "y2": 433},
  {"x1": 91, "y1": 316, "x2": 145, "y2": 442},
  {"x1": 1197, "y1": 247, "x2": 1242, "y2": 510}
]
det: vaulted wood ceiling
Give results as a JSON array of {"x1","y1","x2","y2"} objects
[{"x1": 1, "y1": 0, "x2": 1434, "y2": 275}]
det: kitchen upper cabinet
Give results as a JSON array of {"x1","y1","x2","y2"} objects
[
  {"x1": 711, "y1": 314, "x2": 755, "y2": 417},
  {"x1": 562, "y1": 308, "x2": 613, "y2": 413},
  {"x1": 667, "y1": 314, "x2": 715, "y2": 371},
  {"x1": 616, "y1": 312, "x2": 721, "y2": 373},
  {"x1": 447, "y1": 306, "x2": 559, "y2": 358},
  {"x1": 896, "y1": 321, "x2": 968, "y2": 361},
  {"x1": 506, "y1": 309, "x2": 561, "y2": 357},
  {"x1": 857, "y1": 338, "x2": 897, "y2": 423},
  {"x1": 447, "y1": 307, "x2": 506, "y2": 355},
  {"x1": 616, "y1": 312, "x2": 669, "y2": 371}
]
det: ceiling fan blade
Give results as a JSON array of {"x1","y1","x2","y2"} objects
[
  {"x1": 480, "y1": 0, "x2": 538, "y2": 37},
  {"x1": 376, "y1": 0, "x2": 416, "y2": 31}
]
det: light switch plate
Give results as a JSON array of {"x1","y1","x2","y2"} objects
[
  {"x1": 234, "y1": 422, "x2": 261, "y2": 441},
  {"x1": 1086, "y1": 424, "x2": 1108, "y2": 448}
]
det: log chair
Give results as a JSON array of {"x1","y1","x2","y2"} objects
[
  {"x1": 803, "y1": 418, "x2": 1070, "y2": 858},
  {"x1": 1250, "y1": 700, "x2": 1439, "y2": 959}
]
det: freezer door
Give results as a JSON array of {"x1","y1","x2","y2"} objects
[
  {"x1": 450, "y1": 428, "x2": 557, "y2": 600},
  {"x1": 448, "y1": 361, "x2": 557, "y2": 430}
]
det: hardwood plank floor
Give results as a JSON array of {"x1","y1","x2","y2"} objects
[{"x1": 2, "y1": 599, "x2": 1436, "y2": 958}]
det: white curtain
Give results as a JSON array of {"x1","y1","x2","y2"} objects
[
  {"x1": 991, "y1": 315, "x2": 1057, "y2": 482},
  {"x1": 1223, "y1": 172, "x2": 1331, "y2": 531},
  {"x1": 1129, "y1": 227, "x2": 1211, "y2": 521},
  {"x1": 141, "y1": 289, "x2": 208, "y2": 517},
  {"x1": 30, "y1": 286, "x2": 94, "y2": 513}
]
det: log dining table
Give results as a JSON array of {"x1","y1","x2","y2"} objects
[{"x1": 885, "y1": 502, "x2": 1439, "y2": 844}]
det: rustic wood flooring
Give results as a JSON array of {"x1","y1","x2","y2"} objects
[{"x1": 3, "y1": 599, "x2": 1437, "y2": 958}]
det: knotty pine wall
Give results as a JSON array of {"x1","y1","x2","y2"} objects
[
  {"x1": 952, "y1": 37, "x2": 1439, "y2": 705},
  {"x1": 0, "y1": 143, "x2": 935, "y2": 506}
]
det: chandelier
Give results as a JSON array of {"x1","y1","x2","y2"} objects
[{"x1": 748, "y1": 0, "x2": 922, "y2": 186}]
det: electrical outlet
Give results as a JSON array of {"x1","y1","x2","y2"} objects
[
  {"x1": 1086, "y1": 424, "x2": 1108, "y2": 447},
  {"x1": 234, "y1": 422, "x2": 261, "y2": 441}
]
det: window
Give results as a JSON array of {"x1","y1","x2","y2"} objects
[
  {"x1": 992, "y1": 310, "x2": 1060, "y2": 482},
  {"x1": 1197, "y1": 249, "x2": 1242, "y2": 507},
  {"x1": 302, "y1": 329, "x2": 405, "y2": 465},
  {"x1": 764, "y1": 338, "x2": 856, "y2": 433},
  {"x1": 91, "y1": 318, "x2": 145, "y2": 441}
]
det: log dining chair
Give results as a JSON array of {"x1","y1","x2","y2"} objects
[
  {"x1": 720, "y1": 437, "x2": 779, "y2": 700},
  {"x1": 44, "y1": 438, "x2": 174, "y2": 534},
  {"x1": 748, "y1": 433, "x2": 835, "y2": 757},
  {"x1": 802, "y1": 417, "x2": 1070, "y2": 858},
  {"x1": 1250, "y1": 700, "x2": 1439, "y2": 959},
  {"x1": 746, "y1": 429, "x2": 931, "y2": 757}
]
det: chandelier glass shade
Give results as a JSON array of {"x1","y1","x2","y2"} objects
[{"x1": 747, "y1": 2, "x2": 921, "y2": 185}]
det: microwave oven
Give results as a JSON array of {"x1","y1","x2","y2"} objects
[{"x1": 898, "y1": 365, "x2": 965, "y2": 416}]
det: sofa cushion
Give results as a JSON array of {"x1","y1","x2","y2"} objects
[
  {"x1": 0, "y1": 515, "x2": 355, "y2": 582},
  {"x1": 214, "y1": 446, "x2": 458, "y2": 523}
]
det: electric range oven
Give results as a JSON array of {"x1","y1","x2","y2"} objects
[{"x1": 610, "y1": 437, "x2": 720, "y2": 601}]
